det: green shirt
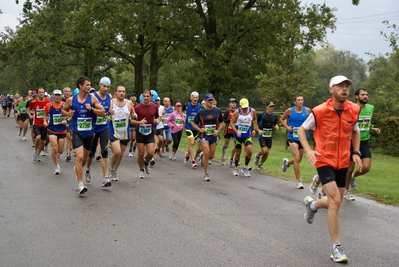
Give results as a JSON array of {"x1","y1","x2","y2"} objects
[{"x1": 358, "y1": 104, "x2": 374, "y2": 141}]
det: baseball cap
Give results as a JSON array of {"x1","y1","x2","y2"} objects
[
  {"x1": 156, "y1": 97, "x2": 160, "y2": 101},
  {"x1": 265, "y1": 101, "x2": 275, "y2": 107},
  {"x1": 204, "y1": 93, "x2": 215, "y2": 100},
  {"x1": 329, "y1": 75, "x2": 353, "y2": 87},
  {"x1": 190, "y1": 91, "x2": 199, "y2": 97},
  {"x1": 32, "y1": 91, "x2": 37, "y2": 96},
  {"x1": 99, "y1": 77, "x2": 111, "y2": 85},
  {"x1": 22, "y1": 93, "x2": 27, "y2": 97},
  {"x1": 175, "y1": 102, "x2": 182, "y2": 107},
  {"x1": 240, "y1": 98, "x2": 249, "y2": 108},
  {"x1": 53, "y1": 89, "x2": 62, "y2": 95},
  {"x1": 89, "y1": 88, "x2": 95, "y2": 93},
  {"x1": 130, "y1": 93, "x2": 136, "y2": 97},
  {"x1": 44, "y1": 92, "x2": 49, "y2": 97},
  {"x1": 229, "y1": 98, "x2": 236, "y2": 103}
]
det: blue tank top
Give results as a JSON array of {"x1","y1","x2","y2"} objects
[
  {"x1": 47, "y1": 102, "x2": 67, "y2": 133},
  {"x1": 93, "y1": 92, "x2": 111, "y2": 132},
  {"x1": 71, "y1": 94, "x2": 95, "y2": 136},
  {"x1": 163, "y1": 106, "x2": 174, "y2": 130},
  {"x1": 184, "y1": 102, "x2": 201, "y2": 130},
  {"x1": 287, "y1": 106, "x2": 309, "y2": 141}
]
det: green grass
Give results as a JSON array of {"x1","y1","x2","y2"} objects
[{"x1": 176, "y1": 129, "x2": 399, "y2": 206}]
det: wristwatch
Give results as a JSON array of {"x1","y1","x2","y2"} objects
[{"x1": 353, "y1": 151, "x2": 362, "y2": 157}]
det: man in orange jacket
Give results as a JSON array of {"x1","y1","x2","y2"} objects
[{"x1": 298, "y1": 75, "x2": 362, "y2": 263}]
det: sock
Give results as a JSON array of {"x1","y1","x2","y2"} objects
[
  {"x1": 235, "y1": 159, "x2": 239, "y2": 168},
  {"x1": 245, "y1": 156, "x2": 251, "y2": 166},
  {"x1": 222, "y1": 146, "x2": 227, "y2": 158},
  {"x1": 310, "y1": 202, "x2": 317, "y2": 212},
  {"x1": 333, "y1": 243, "x2": 341, "y2": 250},
  {"x1": 78, "y1": 181, "x2": 83, "y2": 185}
]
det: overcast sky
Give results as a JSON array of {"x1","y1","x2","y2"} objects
[{"x1": 1, "y1": 0, "x2": 398, "y2": 62}]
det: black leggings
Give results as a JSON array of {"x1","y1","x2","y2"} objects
[
  {"x1": 89, "y1": 128, "x2": 110, "y2": 158},
  {"x1": 172, "y1": 131, "x2": 182, "y2": 150}
]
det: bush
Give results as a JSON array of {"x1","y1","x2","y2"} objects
[{"x1": 370, "y1": 115, "x2": 399, "y2": 157}]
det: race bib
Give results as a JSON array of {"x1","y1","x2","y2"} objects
[
  {"x1": 292, "y1": 127, "x2": 299, "y2": 138},
  {"x1": 19, "y1": 107, "x2": 26, "y2": 114},
  {"x1": 77, "y1": 117, "x2": 92, "y2": 131},
  {"x1": 96, "y1": 116, "x2": 108, "y2": 125},
  {"x1": 188, "y1": 116, "x2": 195, "y2": 124},
  {"x1": 139, "y1": 124, "x2": 152, "y2": 135},
  {"x1": 114, "y1": 118, "x2": 127, "y2": 129},
  {"x1": 175, "y1": 118, "x2": 183, "y2": 125},
  {"x1": 358, "y1": 119, "x2": 371, "y2": 131},
  {"x1": 262, "y1": 128, "x2": 272, "y2": 138},
  {"x1": 237, "y1": 123, "x2": 250, "y2": 133},
  {"x1": 205, "y1": 124, "x2": 216, "y2": 135},
  {"x1": 53, "y1": 114, "x2": 64, "y2": 125},
  {"x1": 36, "y1": 108, "x2": 44, "y2": 118}
]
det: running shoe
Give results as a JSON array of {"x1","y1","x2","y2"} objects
[
  {"x1": 254, "y1": 154, "x2": 260, "y2": 166},
  {"x1": 191, "y1": 161, "x2": 197, "y2": 168},
  {"x1": 198, "y1": 152, "x2": 204, "y2": 166},
  {"x1": 40, "y1": 150, "x2": 46, "y2": 156},
  {"x1": 149, "y1": 158, "x2": 155, "y2": 166},
  {"x1": 233, "y1": 168, "x2": 239, "y2": 176},
  {"x1": 139, "y1": 170, "x2": 145, "y2": 179},
  {"x1": 309, "y1": 175, "x2": 320, "y2": 194},
  {"x1": 102, "y1": 177, "x2": 112, "y2": 187},
  {"x1": 32, "y1": 142, "x2": 35, "y2": 147},
  {"x1": 22, "y1": 137, "x2": 26, "y2": 141},
  {"x1": 78, "y1": 183, "x2": 88, "y2": 195},
  {"x1": 204, "y1": 174, "x2": 210, "y2": 181},
  {"x1": 128, "y1": 152, "x2": 133, "y2": 157},
  {"x1": 33, "y1": 151, "x2": 38, "y2": 162},
  {"x1": 110, "y1": 170, "x2": 119, "y2": 181},
  {"x1": 172, "y1": 155, "x2": 176, "y2": 161},
  {"x1": 281, "y1": 158, "x2": 289, "y2": 172},
  {"x1": 54, "y1": 165, "x2": 60, "y2": 175},
  {"x1": 221, "y1": 158, "x2": 226, "y2": 166},
  {"x1": 18, "y1": 129, "x2": 22, "y2": 136},
  {"x1": 85, "y1": 170, "x2": 91, "y2": 183},
  {"x1": 96, "y1": 155, "x2": 101, "y2": 161},
  {"x1": 247, "y1": 166, "x2": 252, "y2": 171},
  {"x1": 241, "y1": 167, "x2": 251, "y2": 177},
  {"x1": 157, "y1": 150, "x2": 163, "y2": 158},
  {"x1": 257, "y1": 164, "x2": 265, "y2": 170},
  {"x1": 229, "y1": 158, "x2": 234, "y2": 168},
  {"x1": 304, "y1": 196, "x2": 317, "y2": 224},
  {"x1": 169, "y1": 152, "x2": 174, "y2": 160},
  {"x1": 184, "y1": 152, "x2": 189, "y2": 163},
  {"x1": 296, "y1": 179, "x2": 304, "y2": 189},
  {"x1": 330, "y1": 245, "x2": 349, "y2": 263},
  {"x1": 144, "y1": 164, "x2": 150, "y2": 174},
  {"x1": 36, "y1": 155, "x2": 41, "y2": 162},
  {"x1": 350, "y1": 177, "x2": 357, "y2": 190},
  {"x1": 65, "y1": 153, "x2": 71, "y2": 162},
  {"x1": 344, "y1": 189, "x2": 355, "y2": 201},
  {"x1": 44, "y1": 145, "x2": 49, "y2": 153}
]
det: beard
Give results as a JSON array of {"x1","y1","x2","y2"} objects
[{"x1": 359, "y1": 98, "x2": 368, "y2": 104}]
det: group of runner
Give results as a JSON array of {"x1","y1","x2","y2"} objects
[{"x1": 4, "y1": 74, "x2": 380, "y2": 264}]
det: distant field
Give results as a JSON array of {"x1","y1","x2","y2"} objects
[{"x1": 174, "y1": 128, "x2": 398, "y2": 206}]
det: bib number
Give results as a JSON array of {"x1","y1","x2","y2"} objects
[
  {"x1": 262, "y1": 128, "x2": 272, "y2": 138},
  {"x1": 77, "y1": 117, "x2": 92, "y2": 131},
  {"x1": 139, "y1": 124, "x2": 152, "y2": 135},
  {"x1": 237, "y1": 123, "x2": 250, "y2": 133},
  {"x1": 292, "y1": 127, "x2": 299, "y2": 138},
  {"x1": 53, "y1": 114, "x2": 64, "y2": 125},
  {"x1": 358, "y1": 120, "x2": 370, "y2": 131},
  {"x1": 36, "y1": 108, "x2": 44, "y2": 118},
  {"x1": 205, "y1": 124, "x2": 216, "y2": 135},
  {"x1": 188, "y1": 116, "x2": 195, "y2": 124},
  {"x1": 175, "y1": 118, "x2": 183, "y2": 125},
  {"x1": 114, "y1": 118, "x2": 127, "y2": 129},
  {"x1": 96, "y1": 116, "x2": 108, "y2": 125}
]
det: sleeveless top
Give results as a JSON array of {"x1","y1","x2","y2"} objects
[
  {"x1": 184, "y1": 102, "x2": 201, "y2": 130},
  {"x1": 233, "y1": 108, "x2": 253, "y2": 139},
  {"x1": 109, "y1": 99, "x2": 130, "y2": 140},
  {"x1": 47, "y1": 101, "x2": 67, "y2": 134},
  {"x1": 163, "y1": 106, "x2": 174, "y2": 130},
  {"x1": 93, "y1": 92, "x2": 111, "y2": 132},
  {"x1": 18, "y1": 100, "x2": 28, "y2": 114},
  {"x1": 287, "y1": 106, "x2": 309, "y2": 141},
  {"x1": 71, "y1": 94, "x2": 95, "y2": 136}
]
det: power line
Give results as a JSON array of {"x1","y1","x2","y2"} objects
[{"x1": 338, "y1": 10, "x2": 399, "y2": 22}]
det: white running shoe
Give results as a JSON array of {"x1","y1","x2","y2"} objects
[
  {"x1": 257, "y1": 164, "x2": 265, "y2": 170},
  {"x1": 350, "y1": 176, "x2": 357, "y2": 190},
  {"x1": 344, "y1": 189, "x2": 355, "y2": 201},
  {"x1": 110, "y1": 170, "x2": 119, "y2": 181},
  {"x1": 229, "y1": 158, "x2": 234, "y2": 168},
  {"x1": 78, "y1": 183, "x2": 88, "y2": 195},
  {"x1": 254, "y1": 154, "x2": 260, "y2": 166},
  {"x1": 33, "y1": 151, "x2": 38, "y2": 162},
  {"x1": 85, "y1": 170, "x2": 91, "y2": 183},
  {"x1": 36, "y1": 155, "x2": 41, "y2": 162},
  {"x1": 40, "y1": 150, "x2": 46, "y2": 156},
  {"x1": 204, "y1": 174, "x2": 210, "y2": 181},
  {"x1": 309, "y1": 175, "x2": 320, "y2": 194},
  {"x1": 296, "y1": 179, "x2": 304, "y2": 189},
  {"x1": 44, "y1": 145, "x2": 49, "y2": 153},
  {"x1": 54, "y1": 165, "x2": 60, "y2": 175},
  {"x1": 22, "y1": 137, "x2": 27, "y2": 141},
  {"x1": 102, "y1": 178, "x2": 112, "y2": 187},
  {"x1": 281, "y1": 158, "x2": 289, "y2": 172},
  {"x1": 233, "y1": 168, "x2": 239, "y2": 176},
  {"x1": 221, "y1": 158, "x2": 226, "y2": 166},
  {"x1": 128, "y1": 152, "x2": 133, "y2": 157},
  {"x1": 330, "y1": 245, "x2": 349, "y2": 263},
  {"x1": 144, "y1": 164, "x2": 150, "y2": 174},
  {"x1": 184, "y1": 152, "x2": 189, "y2": 163},
  {"x1": 139, "y1": 170, "x2": 145, "y2": 179},
  {"x1": 191, "y1": 161, "x2": 197, "y2": 168},
  {"x1": 241, "y1": 167, "x2": 251, "y2": 177},
  {"x1": 304, "y1": 196, "x2": 317, "y2": 224}
]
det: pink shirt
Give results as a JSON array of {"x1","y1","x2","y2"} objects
[{"x1": 167, "y1": 111, "x2": 186, "y2": 133}]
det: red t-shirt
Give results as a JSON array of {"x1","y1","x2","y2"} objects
[
  {"x1": 134, "y1": 102, "x2": 159, "y2": 133},
  {"x1": 29, "y1": 98, "x2": 50, "y2": 127}
]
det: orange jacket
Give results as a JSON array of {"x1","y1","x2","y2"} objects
[{"x1": 312, "y1": 99, "x2": 360, "y2": 170}]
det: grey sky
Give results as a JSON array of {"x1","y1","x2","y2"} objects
[{"x1": 1, "y1": 0, "x2": 398, "y2": 62}]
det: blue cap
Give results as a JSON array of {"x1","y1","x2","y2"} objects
[
  {"x1": 204, "y1": 93, "x2": 215, "y2": 100},
  {"x1": 99, "y1": 77, "x2": 111, "y2": 85}
]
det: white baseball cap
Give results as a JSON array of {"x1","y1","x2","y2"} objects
[
  {"x1": 329, "y1": 75, "x2": 353, "y2": 87},
  {"x1": 53, "y1": 89, "x2": 62, "y2": 95}
]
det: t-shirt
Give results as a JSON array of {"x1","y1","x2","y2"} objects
[
  {"x1": 29, "y1": 98, "x2": 50, "y2": 127},
  {"x1": 134, "y1": 102, "x2": 159, "y2": 135}
]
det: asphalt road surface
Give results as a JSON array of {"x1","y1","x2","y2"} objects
[{"x1": 1, "y1": 117, "x2": 398, "y2": 267}]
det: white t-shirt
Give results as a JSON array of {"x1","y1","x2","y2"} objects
[{"x1": 156, "y1": 105, "x2": 165, "y2": 129}]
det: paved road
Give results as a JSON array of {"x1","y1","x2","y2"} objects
[{"x1": 1, "y1": 117, "x2": 398, "y2": 267}]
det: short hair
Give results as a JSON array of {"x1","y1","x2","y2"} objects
[
  {"x1": 355, "y1": 88, "x2": 367, "y2": 96},
  {"x1": 76, "y1": 76, "x2": 91, "y2": 89},
  {"x1": 294, "y1": 95, "x2": 303, "y2": 101},
  {"x1": 142, "y1": 89, "x2": 151, "y2": 96}
]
